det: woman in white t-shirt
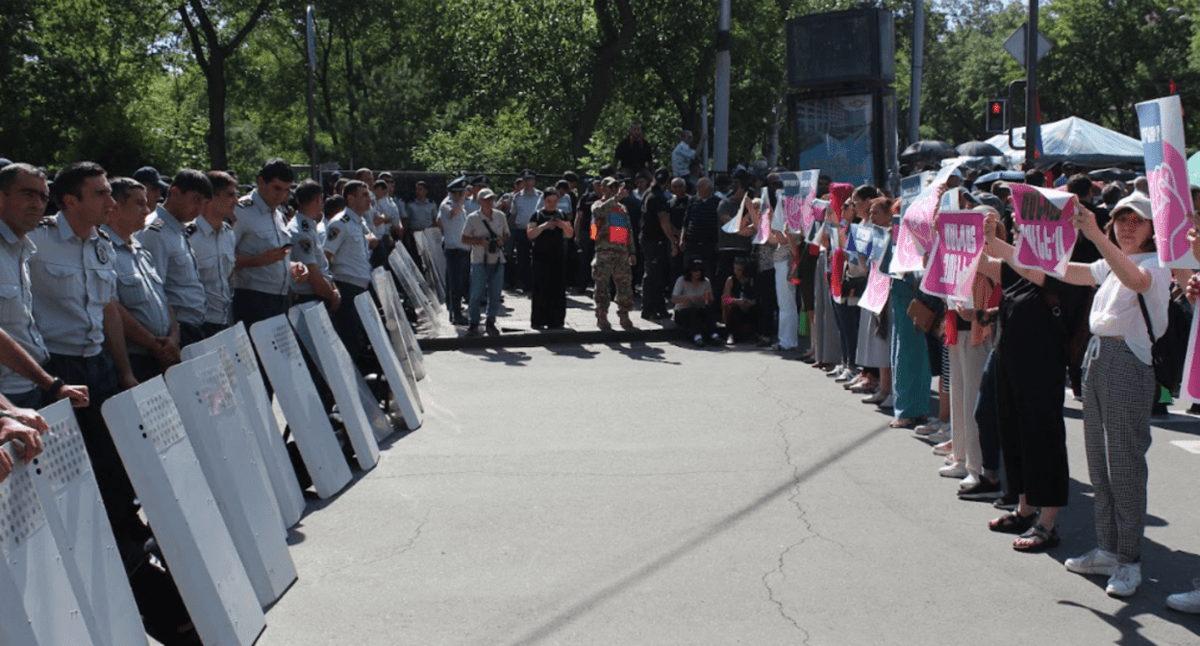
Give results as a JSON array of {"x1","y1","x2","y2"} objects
[
  {"x1": 672, "y1": 259, "x2": 719, "y2": 346},
  {"x1": 1052, "y1": 193, "x2": 1170, "y2": 599}
]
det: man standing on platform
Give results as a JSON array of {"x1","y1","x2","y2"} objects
[{"x1": 615, "y1": 123, "x2": 654, "y2": 178}]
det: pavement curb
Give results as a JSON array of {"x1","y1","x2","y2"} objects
[{"x1": 418, "y1": 325, "x2": 683, "y2": 351}]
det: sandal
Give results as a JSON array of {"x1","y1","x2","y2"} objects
[
  {"x1": 988, "y1": 510, "x2": 1036, "y2": 534},
  {"x1": 1012, "y1": 524, "x2": 1060, "y2": 552},
  {"x1": 889, "y1": 417, "x2": 919, "y2": 429}
]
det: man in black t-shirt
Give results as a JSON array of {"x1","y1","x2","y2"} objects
[
  {"x1": 682, "y1": 177, "x2": 720, "y2": 281},
  {"x1": 640, "y1": 168, "x2": 673, "y2": 319},
  {"x1": 667, "y1": 177, "x2": 689, "y2": 288},
  {"x1": 614, "y1": 124, "x2": 655, "y2": 177},
  {"x1": 572, "y1": 178, "x2": 602, "y2": 293},
  {"x1": 715, "y1": 174, "x2": 753, "y2": 308}
]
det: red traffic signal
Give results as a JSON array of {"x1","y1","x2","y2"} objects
[{"x1": 985, "y1": 99, "x2": 1007, "y2": 133}]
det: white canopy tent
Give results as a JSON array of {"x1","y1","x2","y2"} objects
[{"x1": 985, "y1": 116, "x2": 1144, "y2": 169}]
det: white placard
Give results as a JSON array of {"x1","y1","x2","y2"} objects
[
  {"x1": 0, "y1": 445, "x2": 94, "y2": 645},
  {"x1": 356, "y1": 292, "x2": 422, "y2": 430},
  {"x1": 372, "y1": 267, "x2": 427, "y2": 383},
  {"x1": 31, "y1": 400, "x2": 147, "y2": 645},
  {"x1": 182, "y1": 325, "x2": 305, "y2": 529},
  {"x1": 288, "y1": 303, "x2": 380, "y2": 471},
  {"x1": 101, "y1": 379, "x2": 264, "y2": 645},
  {"x1": 249, "y1": 315, "x2": 353, "y2": 499},
  {"x1": 165, "y1": 352, "x2": 298, "y2": 607}
]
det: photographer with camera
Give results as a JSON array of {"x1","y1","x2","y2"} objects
[{"x1": 461, "y1": 189, "x2": 510, "y2": 336}]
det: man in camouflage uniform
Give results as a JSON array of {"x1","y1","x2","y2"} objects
[{"x1": 591, "y1": 176, "x2": 636, "y2": 329}]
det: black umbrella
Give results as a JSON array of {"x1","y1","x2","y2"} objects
[
  {"x1": 955, "y1": 141, "x2": 1005, "y2": 157},
  {"x1": 900, "y1": 140, "x2": 957, "y2": 163},
  {"x1": 1087, "y1": 168, "x2": 1138, "y2": 183}
]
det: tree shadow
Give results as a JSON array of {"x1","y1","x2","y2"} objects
[
  {"x1": 463, "y1": 347, "x2": 532, "y2": 367},
  {"x1": 547, "y1": 344, "x2": 600, "y2": 360},
  {"x1": 605, "y1": 341, "x2": 680, "y2": 364}
]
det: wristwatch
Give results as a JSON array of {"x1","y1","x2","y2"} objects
[{"x1": 43, "y1": 377, "x2": 64, "y2": 394}]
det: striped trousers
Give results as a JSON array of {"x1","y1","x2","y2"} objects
[{"x1": 1082, "y1": 337, "x2": 1156, "y2": 564}]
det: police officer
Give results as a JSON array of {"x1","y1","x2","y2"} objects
[
  {"x1": 287, "y1": 179, "x2": 340, "y2": 310},
  {"x1": 232, "y1": 158, "x2": 299, "y2": 327},
  {"x1": 325, "y1": 179, "x2": 376, "y2": 357},
  {"x1": 136, "y1": 169, "x2": 212, "y2": 347},
  {"x1": 133, "y1": 165, "x2": 171, "y2": 225},
  {"x1": 105, "y1": 177, "x2": 179, "y2": 382},
  {"x1": 0, "y1": 163, "x2": 89, "y2": 409},
  {"x1": 191, "y1": 171, "x2": 239, "y2": 337},
  {"x1": 437, "y1": 175, "x2": 472, "y2": 325}
]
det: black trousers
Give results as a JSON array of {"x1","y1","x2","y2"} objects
[{"x1": 233, "y1": 288, "x2": 290, "y2": 329}]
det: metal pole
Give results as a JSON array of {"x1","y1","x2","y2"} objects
[
  {"x1": 908, "y1": 0, "x2": 924, "y2": 146},
  {"x1": 305, "y1": 5, "x2": 318, "y2": 180},
  {"x1": 701, "y1": 95, "x2": 710, "y2": 174},
  {"x1": 1025, "y1": 0, "x2": 1038, "y2": 170},
  {"x1": 713, "y1": 0, "x2": 731, "y2": 173}
]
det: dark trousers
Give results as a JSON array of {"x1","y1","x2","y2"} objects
[
  {"x1": 199, "y1": 321, "x2": 229, "y2": 340},
  {"x1": 714, "y1": 249, "x2": 745, "y2": 312},
  {"x1": 975, "y1": 347, "x2": 1002, "y2": 474},
  {"x1": 506, "y1": 228, "x2": 532, "y2": 291},
  {"x1": 179, "y1": 321, "x2": 205, "y2": 348},
  {"x1": 444, "y1": 248, "x2": 471, "y2": 320},
  {"x1": 675, "y1": 306, "x2": 717, "y2": 340},
  {"x1": 641, "y1": 238, "x2": 670, "y2": 316},
  {"x1": 332, "y1": 281, "x2": 367, "y2": 360},
  {"x1": 833, "y1": 300, "x2": 860, "y2": 365},
  {"x1": 233, "y1": 289, "x2": 290, "y2": 329},
  {"x1": 575, "y1": 237, "x2": 595, "y2": 291},
  {"x1": 531, "y1": 253, "x2": 567, "y2": 328}
]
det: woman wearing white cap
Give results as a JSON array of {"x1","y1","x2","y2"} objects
[{"x1": 1053, "y1": 193, "x2": 1168, "y2": 598}]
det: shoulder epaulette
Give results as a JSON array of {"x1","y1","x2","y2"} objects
[
  {"x1": 184, "y1": 223, "x2": 198, "y2": 237},
  {"x1": 38, "y1": 216, "x2": 56, "y2": 228},
  {"x1": 146, "y1": 219, "x2": 165, "y2": 232},
  {"x1": 95, "y1": 227, "x2": 110, "y2": 241}
]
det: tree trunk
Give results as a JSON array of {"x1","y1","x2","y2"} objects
[
  {"x1": 569, "y1": 0, "x2": 634, "y2": 162},
  {"x1": 206, "y1": 51, "x2": 228, "y2": 170}
]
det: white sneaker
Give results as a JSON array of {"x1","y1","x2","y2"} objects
[
  {"x1": 958, "y1": 472, "x2": 980, "y2": 491},
  {"x1": 861, "y1": 391, "x2": 887, "y2": 404},
  {"x1": 932, "y1": 440, "x2": 953, "y2": 457},
  {"x1": 1167, "y1": 579, "x2": 1200, "y2": 613},
  {"x1": 1106, "y1": 562, "x2": 1141, "y2": 598},
  {"x1": 926, "y1": 428, "x2": 950, "y2": 444},
  {"x1": 914, "y1": 419, "x2": 943, "y2": 436},
  {"x1": 1065, "y1": 548, "x2": 1120, "y2": 576},
  {"x1": 834, "y1": 369, "x2": 857, "y2": 383},
  {"x1": 938, "y1": 461, "x2": 967, "y2": 478}
]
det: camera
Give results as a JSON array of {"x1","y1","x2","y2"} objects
[{"x1": 487, "y1": 235, "x2": 500, "y2": 254}]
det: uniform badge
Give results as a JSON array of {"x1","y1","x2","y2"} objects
[
  {"x1": 299, "y1": 239, "x2": 313, "y2": 254},
  {"x1": 185, "y1": 223, "x2": 198, "y2": 237},
  {"x1": 328, "y1": 227, "x2": 340, "y2": 241},
  {"x1": 95, "y1": 244, "x2": 109, "y2": 264},
  {"x1": 300, "y1": 218, "x2": 310, "y2": 232}
]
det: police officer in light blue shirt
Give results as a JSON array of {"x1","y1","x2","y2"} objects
[
  {"x1": 438, "y1": 175, "x2": 472, "y2": 324},
  {"x1": 232, "y1": 158, "x2": 300, "y2": 327},
  {"x1": 133, "y1": 166, "x2": 171, "y2": 227},
  {"x1": 325, "y1": 180, "x2": 376, "y2": 357},
  {"x1": 192, "y1": 170, "x2": 239, "y2": 337},
  {"x1": 104, "y1": 177, "x2": 178, "y2": 382},
  {"x1": 135, "y1": 169, "x2": 212, "y2": 347},
  {"x1": 287, "y1": 180, "x2": 340, "y2": 310}
]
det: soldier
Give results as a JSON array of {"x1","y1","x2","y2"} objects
[
  {"x1": 191, "y1": 170, "x2": 239, "y2": 337},
  {"x1": 325, "y1": 180, "x2": 376, "y2": 357},
  {"x1": 461, "y1": 188, "x2": 509, "y2": 336},
  {"x1": 233, "y1": 158, "x2": 301, "y2": 327},
  {"x1": 105, "y1": 177, "x2": 180, "y2": 381},
  {"x1": 591, "y1": 177, "x2": 637, "y2": 329},
  {"x1": 0, "y1": 162, "x2": 89, "y2": 409},
  {"x1": 287, "y1": 180, "x2": 340, "y2": 311},
  {"x1": 136, "y1": 169, "x2": 212, "y2": 347}
]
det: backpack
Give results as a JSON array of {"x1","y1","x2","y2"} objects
[{"x1": 1136, "y1": 290, "x2": 1192, "y2": 397}]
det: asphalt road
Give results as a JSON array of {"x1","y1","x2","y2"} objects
[{"x1": 255, "y1": 341, "x2": 1200, "y2": 646}]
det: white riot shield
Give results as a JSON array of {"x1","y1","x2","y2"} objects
[
  {"x1": 182, "y1": 325, "x2": 305, "y2": 529},
  {"x1": 421, "y1": 226, "x2": 448, "y2": 292},
  {"x1": 30, "y1": 400, "x2": 146, "y2": 646},
  {"x1": 287, "y1": 303, "x2": 380, "y2": 471},
  {"x1": 389, "y1": 247, "x2": 443, "y2": 334},
  {"x1": 249, "y1": 315, "x2": 352, "y2": 499},
  {"x1": 0, "y1": 446, "x2": 93, "y2": 645},
  {"x1": 164, "y1": 352, "x2": 298, "y2": 607},
  {"x1": 356, "y1": 292, "x2": 422, "y2": 430},
  {"x1": 101, "y1": 379, "x2": 265, "y2": 646},
  {"x1": 372, "y1": 267, "x2": 427, "y2": 382},
  {"x1": 0, "y1": 556, "x2": 38, "y2": 645},
  {"x1": 412, "y1": 230, "x2": 446, "y2": 303}
]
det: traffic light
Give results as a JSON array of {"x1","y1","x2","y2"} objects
[{"x1": 985, "y1": 99, "x2": 1007, "y2": 133}]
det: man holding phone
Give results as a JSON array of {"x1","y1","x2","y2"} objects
[{"x1": 233, "y1": 158, "x2": 299, "y2": 328}]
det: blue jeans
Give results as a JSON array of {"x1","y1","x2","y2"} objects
[
  {"x1": 468, "y1": 262, "x2": 504, "y2": 326},
  {"x1": 444, "y1": 248, "x2": 471, "y2": 319}
]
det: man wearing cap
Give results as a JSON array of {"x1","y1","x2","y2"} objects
[
  {"x1": 403, "y1": 180, "x2": 437, "y2": 272},
  {"x1": 672, "y1": 130, "x2": 701, "y2": 179},
  {"x1": 325, "y1": 180, "x2": 376, "y2": 356},
  {"x1": 460, "y1": 189, "x2": 509, "y2": 336},
  {"x1": 132, "y1": 165, "x2": 170, "y2": 225},
  {"x1": 104, "y1": 177, "x2": 179, "y2": 381},
  {"x1": 191, "y1": 171, "x2": 239, "y2": 336},
  {"x1": 615, "y1": 123, "x2": 655, "y2": 178},
  {"x1": 508, "y1": 169, "x2": 541, "y2": 292},
  {"x1": 136, "y1": 168, "x2": 212, "y2": 347},
  {"x1": 0, "y1": 162, "x2": 89, "y2": 410},
  {"x1": 591, "y1": 177, "x2": 637, "y2": 328},
  {"x1": 287, "y1": 179, "x2": 340, "y2": 312},
  {"x1": 368, "y1": 178, "x2": 399, "y2": 268},
  {"x1": 437, "y1": 176, "x2": 472, "y2": 325},
  {"x1": 233, "y1": 158, "x2": 298, "y2": 327}
]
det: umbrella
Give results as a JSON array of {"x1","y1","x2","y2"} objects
[
  {"x1": 900, "y1": 140, "x2": 957, "y2": 163},
  {"x1": 955, "y1": 141, "x2": 1004, "y2": 157},
  {"x1": 1087, "y1": 168, "x2": 1138, "y2": 183},
  {"x1": 975, "y1": 170, "x2": 1025, "y2": 184}
]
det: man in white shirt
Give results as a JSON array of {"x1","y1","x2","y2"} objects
[{"x1": 672, "y1": 130, "x2": 701, "y2": 179}]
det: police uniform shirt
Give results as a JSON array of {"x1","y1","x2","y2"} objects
[
  {"x1": 103, "y1": 224, "x2": 172, "y2": 346},
  {"x1": 143, "y1": 202, "x2": 170, "y2": 228},
  {"x1": 27, "y1": 213, "x2": 117, "y2": 357},
  {"x1": 286, "y1": 211, "x2": 332, "y2": 295},
  {"x1": 371, "y1": 196, "x2": 400, "y2": 238},
  {"x1": 232, "y1": 189, "x2": 291, "y2": 295},
  {"x1": 324, "y1": 208, "x2": 372, "y2": 289},
  {"x1": 190, "y1": 217, "x2": 237, "y2": 326},
  {"x1": 406, "y1": 198, "x2": 436, "y2": 231},
  {"x1": 0, "y1": 218, "x2": 49, "y2": 393},
  {"x1": 135, "y1": 213, "x2": 207, "y2": 327},
  {"x1": 438, "y1": 196, "x2": 471, "y2": 251}
]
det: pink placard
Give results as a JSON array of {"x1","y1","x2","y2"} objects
[
  {"x1": 1136, "y1": 95, "x2": 1198, "y2": 268},
  {"x1": 1009, "y1": 184, "x2": 1078, "y2": 277},
  {"x1": 920, "y1": 210, "x2": 986, "y2": 304},
  {"x1": 859, "y1": 260, "x2": 891, "y2": 315}
]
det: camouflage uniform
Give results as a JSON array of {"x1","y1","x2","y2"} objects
[{"x1": 591, "y1": 196, "x2": 634, "y2": 315}]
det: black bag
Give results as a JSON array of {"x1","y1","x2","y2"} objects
[{"x1": 1136, "y1": 291, "x2": 1191, "y2": 396}]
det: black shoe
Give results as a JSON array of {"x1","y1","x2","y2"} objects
[
  {"x1": 958, "y1": 478, "x2": 1003, "y2": 501},
  {"x1": 466, "y1": 325, "x2": 481, "y2": 337},
  {"x1": 1189, "y1": 403, "x2": 1200, "y2": 415},
  {"x1": 452, "y1": 315, "x2": 469, "y2": 326},
  {"x1": 486, "y1": 323, "x2": 500, "y2": 336},
  {"x1": 993, "y1": 492, "x2": 1018, "y2": 511},
  {"x1": 1152, "y1": 401, "x2": 1170, "y2": 417}
]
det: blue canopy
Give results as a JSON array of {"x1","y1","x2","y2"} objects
[{"x1": 985, "y1": 116, "x2": 1144, "y2": 169}]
